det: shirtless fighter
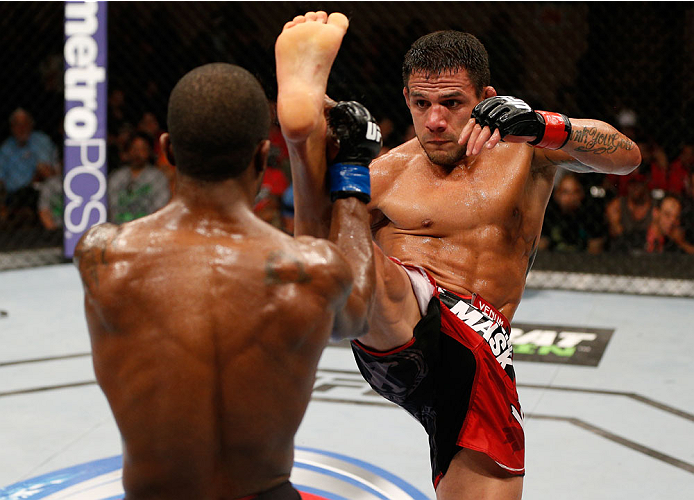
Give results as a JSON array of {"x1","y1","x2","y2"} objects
[
  {"x1": 75, "y1": 52, "x2": 380, "y2": 499},
  {"x1": 277, "y1": 15, "x2": 641, "y2": 500}
]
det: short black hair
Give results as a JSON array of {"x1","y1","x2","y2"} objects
[
  {"x1": 167, "y1": 63, "x2": 270, "y2": 181},
  {"x1": 402, "y1": 31, "x2": 490, "y2": 96}
]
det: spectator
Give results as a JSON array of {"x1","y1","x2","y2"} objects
[
  {"x1": 645, "y1": 195, "x2": 694, "y2": 254},
  {"x1": 38, "y1": 166, "x2": 63, "y2": 232},
  {"x1": 606, "y1": 139, "x2": 658, "y2": 197},
  {"x1": 108, "y1": 132, "x2": 171, "y2": 224},
  {"x1": 540, "y1": 173, "x2": 605, "y2": 254},
  {"x1": 137, "y1": 111, "x2": 165, "y2": 165},
  {"x1": 663, "y1": 144, "x2": 694, "y2": 196},
  {"x1": 137, "y1": 110, "x2": 175, "y2": 192},
  {"x1": 267, "y1": 102, "x2": 290, "y2": 168},
  {"x1": 645, "y1": 143, "x2": 672, "y2": 194},
  {"x1": 605, "y1": 174, "x2": 652, "y2": 253},
  {"x1": 253, "y1": 145, "x2": 289, "y2": 230},
  {"x1": 0, "y1": 108, "x2": 58, "y2": 226},
  {"x1": 681, "y1": 169, "x2": 694, "y2": 243}
]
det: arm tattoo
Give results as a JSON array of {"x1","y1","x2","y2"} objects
[
  {"x1": 79, "y1": 245, "x2": 107, "y2": 294},
  {"x1": 76, "y1": 226, "x2": 119, "y2": 294},
  {"x1": 264, "y1": 250, "x2": 312, "y2": 285},
  {"x1": 571, "y1": 127, "x2": 635, "y2": 155}
]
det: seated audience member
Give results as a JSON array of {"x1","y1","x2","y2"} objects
[
  {"x1": 664, "y1": 144, "x2": 694, "y2": 196},
  {"x1": 646, "y1": 195, "x2": 694, "y2": 254},
  {"x1": 606, "y1": 139, "x2": 658, "y2": 198},
  {"x1": 645, "y1": 143, "x2": 672, "y2": 195},
  {"x1": 0, "y1": 108, "x2": 58, "y2": 226},
  {"x1": 137, "y1": 111, "x2": 175, "y2": 192},
  {"x1": 605, "y1": 174, "x2": 653, "y2": 253},
  {"x1": 108, "y1": 132, "x2": 171, "y2": 224},
  {"x1": 253, "y1": 146, "x2": 289, "y2": 229},
  {"x1": 540, "y1": 173, "x2": 606, "y2": 253},
  {"x1": 681, "y1": 169, "x2": 694, "y2": 243},
  {"x1": 38, "y1": 167, "x2": 63, "y2": 231}
]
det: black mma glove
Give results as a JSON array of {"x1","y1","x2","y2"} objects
[
  {"x1": 471, "y1": 96, "x2": 572, "y2": 150},
  {"x1": 327, "y1": 101, "x2": 383, "y2": 203}
]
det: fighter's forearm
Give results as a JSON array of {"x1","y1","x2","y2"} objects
[
  {"x1": 329, "y1": 197, "x2": 375, "y2": 339},
  {"x1": 562, "y1": 119, "x2": 641, "y2": 175}
]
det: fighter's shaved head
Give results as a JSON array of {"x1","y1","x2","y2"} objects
[{"x1": 167, "y1": 63, "x2": 270, "y2": 181}]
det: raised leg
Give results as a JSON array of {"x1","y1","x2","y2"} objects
[
  {"x1": 275, "y1": 11, "x2": 349, "y2": 237},
  {"x1": 436, "y1": 449, "x2": 523, "y2": 500},
  {"x1": 275, "y1": 11, "x2": 348, "y2": 142}
]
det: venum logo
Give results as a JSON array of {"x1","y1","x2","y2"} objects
[{"x1": 448, "y1": 301, "x2": 513, "y2": 370}]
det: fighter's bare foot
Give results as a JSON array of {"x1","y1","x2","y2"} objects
[{"x1": 275, "y1": 11, "x2": 348, "y2": 142}]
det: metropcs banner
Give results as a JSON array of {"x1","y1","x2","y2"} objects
[{"x1": 63, "y1": 1, "x2": 108, "y2": 258}]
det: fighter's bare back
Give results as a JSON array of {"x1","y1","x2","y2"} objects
[
  {"x1": 75, "y1": 200, "x2": 351, "y2": 499},
  {"x1": 369, "y1": 137, "x2": 555, "y2": 322}
]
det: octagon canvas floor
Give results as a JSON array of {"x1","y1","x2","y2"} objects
[{"x1": 0, "y1": 264, "x2": 692, "y2": 499}]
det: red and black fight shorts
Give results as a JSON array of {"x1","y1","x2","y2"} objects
[{"x1": 351, "y1": 264, "x2": 525, "y2": 487}]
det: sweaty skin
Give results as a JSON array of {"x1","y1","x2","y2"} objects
[
  {"x1": 277, "y1": 12, "x2": 641, "y2": 500},
  {"x1": 75, "y1": 50, "x2": 374, "y2": 500},
  {"x1": 358, "y1": 70, "x2": 640, "y2": 352},
  {"x1": 369, "y1": 138, "x2": 544, "y2": 323},
  {"x1": 76, "y1": 194, "x2": 353, "y2": 499}
]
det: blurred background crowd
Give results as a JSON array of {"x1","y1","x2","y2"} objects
[{"x1": 1, "y1": 2, "x2": 693, "y2": 288}]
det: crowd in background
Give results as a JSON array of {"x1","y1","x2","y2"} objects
[{"x1": 1, "y1": 91, "x2": 694, "y2": 258}]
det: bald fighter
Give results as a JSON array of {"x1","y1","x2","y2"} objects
[
  {"x1": 278, "y1": 18, "x2": 641, "y2": 500},
  {"x1": 75, "y1": 41, "x2": 379, "y2": 500}
]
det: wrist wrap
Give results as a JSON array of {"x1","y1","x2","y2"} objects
[
  {"x1": 529, "y1": 111, "x2": 572, "y2": 150},
  {"x1": 329, "y1": 163, "x2": 371, "y2": 203}
]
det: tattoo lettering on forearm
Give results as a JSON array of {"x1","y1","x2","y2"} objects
[
  {"x1": 571, "y1": 127, "x2": 635, "y2": 155},
  {"x1": 265, "y1": 250, "x2": 312, "y2": 285}
]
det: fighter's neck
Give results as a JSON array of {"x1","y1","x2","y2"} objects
[{"x1": 173, "y1": 175, "x2": 257, "y2": 219}]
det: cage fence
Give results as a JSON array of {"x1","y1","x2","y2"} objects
[{"x1": 0, "y1": 2, "x2": 693, "y2": 296}]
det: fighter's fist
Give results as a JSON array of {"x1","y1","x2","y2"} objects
[
  {"x1": 328, "y1": 101, "x2": 382, "y2": 203},
  {"x1": 471, "y1": 96, "x2": 572, "y2": 150}
]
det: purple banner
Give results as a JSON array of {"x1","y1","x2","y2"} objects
[{"x1": 63, "y1": 1, "x2": 108, "y2": 258}]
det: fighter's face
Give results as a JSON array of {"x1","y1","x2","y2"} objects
[
  {"x1": 404, "y1": 69, "x2": 482, "y2": 167},
  {"x1": 11, "y1": 113, "x2": 32, "y2": 145},
  {"x1": 657, "y1": 198, "x2": 682, "y2": 235},
  {"x1": 555, "y1": 177, "x2": 584, "y2": 213},
  {"x1": 128, "y1": 137, "x2": 151, "y2": 168}
]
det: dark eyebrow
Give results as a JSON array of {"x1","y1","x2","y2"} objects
[{"x1": 441, "y1": 92, "x2": 465, "y2": 99}]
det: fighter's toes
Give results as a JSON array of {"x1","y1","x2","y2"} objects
[{"x1": 327, "y1": 12, "x2": 349, "y2": 30}]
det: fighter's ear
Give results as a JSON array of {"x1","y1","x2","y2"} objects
[
  {"x1": 483, "y1": 86, "x2": 497, "y2": 99},
  {"x1": 160, "y1": 133, "x2": 176, "y2": 167},
  {"x1": 254, "y1": 139, "x2": 271, "y2": 176},
  {"x1": 403, "y1": 87, "x2": 411, "y2": 109}
]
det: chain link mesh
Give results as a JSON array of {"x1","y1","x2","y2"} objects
[{"x1": 1, "y1": 2, "x2": 692, "y2": 295}]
